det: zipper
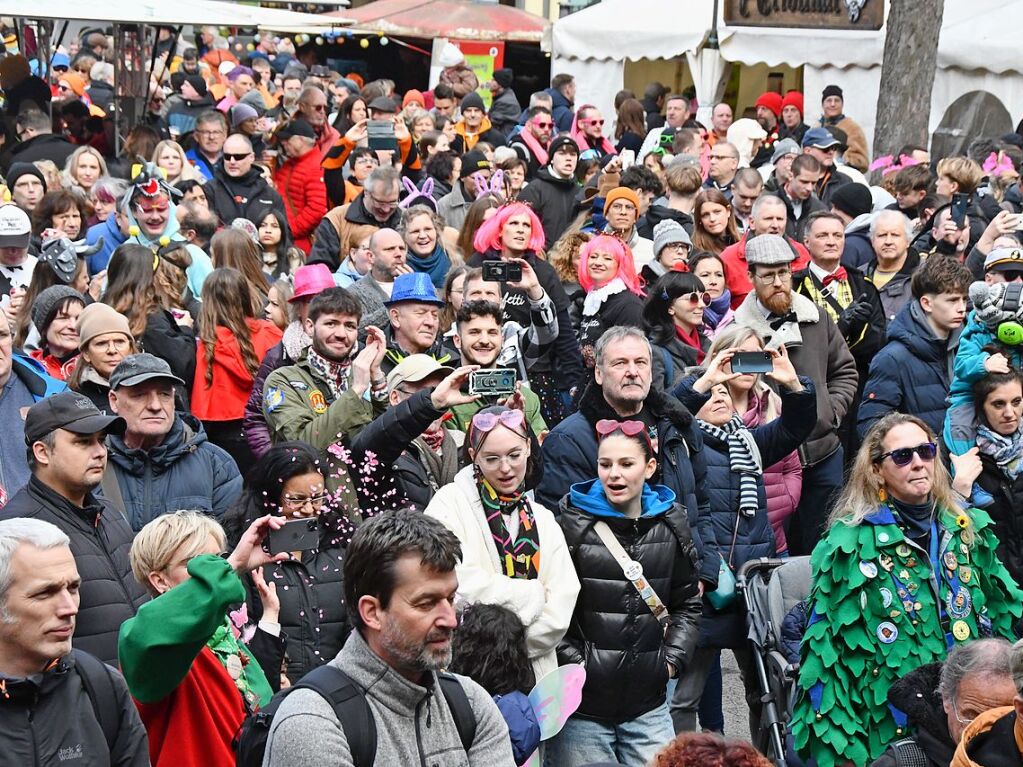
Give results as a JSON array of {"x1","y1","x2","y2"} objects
[{"x1": 414, "y1": 692, "x2": 430, "y2": 767}]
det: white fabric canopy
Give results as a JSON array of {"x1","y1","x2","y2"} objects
[{"x1": 686, "y1": 47, "x2": 730, "y2": 127}]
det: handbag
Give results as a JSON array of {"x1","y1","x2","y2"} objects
[{"x1": 706, "y1": 511, "x2": 741, "y2": 610}]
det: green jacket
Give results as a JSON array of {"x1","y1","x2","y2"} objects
[
  {"x1": 792, "y1": 503, "x2": 1023, "y2": 767},
  {"x1": 117, "y1": 554, "x2": 272, "y2": 707},
  {"x1": 447, "y1": 382, "x2": 548, "y2": 435}
]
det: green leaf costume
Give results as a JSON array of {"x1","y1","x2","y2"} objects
[{"x1": 792, "y1": 504, "x2": 1023, "y2": 767}]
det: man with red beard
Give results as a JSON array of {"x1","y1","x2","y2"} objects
[{"x1": 732, "y1": 234, "x2": 858, "y2": 557}]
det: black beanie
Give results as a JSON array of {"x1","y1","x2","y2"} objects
[
  {"x1": 460, "y1": 91, "x2": 485, "y2": 113},
  {"x1": 184, "y1": 74, "x2": 208, "y2": 98},
  {"x1": 459, "y1": 149, "x2": 492, "y2": 179},
  {"x1": 548, "y1": 134, "x2": 580, "y2": 160},
  {"x1": 5, "y1": 161, "x2": 46, "y2": 191},
  {"x1": 830, "y1": 182, "x2": 872, "y2": 220},
  {"x1": 822, "y1": 84, "x2": 843, "y2": 102}
]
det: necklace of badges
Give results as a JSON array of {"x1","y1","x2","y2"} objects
[{"x1": 863, "y1": 518, "x2": 978, "y2": 646}]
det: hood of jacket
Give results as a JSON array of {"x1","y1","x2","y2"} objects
[
  {"x1": 107, "y1": 413, "x2": 208, "y2": 475},
  {"x1": 534, "y1": 166, "x2": 577, "y2": 189},
  {"x1": 545, "y1": 86, "x2": 572, "y2": 112},
  {"x1": 455, "y1": 115, "x2": 494, "y2": 140},
  {"x1": 125, "y1": 194, "x2": 184, "y2": 245},
  {"x1": 846, "y1": 211, "x2": 873, "y2": 235},
  {"x1": 888, "y1": 299, "x2": 959, "y2": 365},
  {"x1": 212, "y1": 163, "x2": 270, "y2": 193},
  {"x1": 644, "y1": 204, "x2": 695, "y2": 232},
  {"x1": 567, "y1": 477, "x2": 676, "y2": 518},
  {"x1": 577, "y1": 375, "x2": 694, "y2": 432}
]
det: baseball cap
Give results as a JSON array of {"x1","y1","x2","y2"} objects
[
  {"x1": 109, "y1": 353, "x2": 186, "y2": 390},
  {"x1": 386, "y1": 354, "x2": 454, "y2": 394},
  {"x1": 802, "y1": 127, "x2": 841, "y2": 150},
  {"x1": 24, "y1": 391, "x2": 126, "y2": 446},
  {"x1": 984, "y1": 247, "x2": 1023, "y2": 273},
  {"x1": 277, "y1": 119, "x2": 316, "y2": 141},
  {"x1": 0, "y1": 204, "x2": 32, "y2": 249}
]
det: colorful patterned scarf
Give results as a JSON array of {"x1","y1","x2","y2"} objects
[
  {"x1": 977, "y1": 424, "x2": 1023, "y2": 480},
  {"x1": 307, "y1": 347, "x2": 352, "y2": 400},
  {"x1": 476, "y1": 473, "x2": 541, "y2": 580}
]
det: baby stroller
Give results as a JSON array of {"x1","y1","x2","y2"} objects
[{"x1": 737, "y1": 556, "x2": 811, "y2": 767}]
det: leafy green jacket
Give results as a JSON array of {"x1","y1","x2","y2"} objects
[{"x1": 792, "y1": 504, "x2": 1023, "y2": 767}]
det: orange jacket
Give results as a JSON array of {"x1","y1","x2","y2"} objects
[
  {"x1": 192, "y1": 319, "x2": 282, "y2": 421},
  {"x1": 951, "y1": 706, "x2": 1023, "y2": 767}
]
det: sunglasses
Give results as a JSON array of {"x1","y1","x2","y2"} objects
[
  {"x1": 582, "y1": 119, "x2": 605, "y2": 127},
  {"x1": 679, "y1": 291, "x2": 712, "y2": 307},
  {"x1": 876, "y1": 442, "x2": 938, "y2": 467},
  {"x1": 595, "y1": 419, "x2": 654, "y2": 452},
  {"x1": 471, "y1": 409, "x2": 526, "y2": 434},
  {"x1": 135, "y1": 201, "x2": 169, "y2": 214},
  {"x1": 223, "y1": 152, "x2": 253, "y2": 161},
  {"x1": 52, "y1": 65, "x2": 68, "y2": 73},
  {"x1": 532, "y1": 120, "x2": 553, "y2": 129}
]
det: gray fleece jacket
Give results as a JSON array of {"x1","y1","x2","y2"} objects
[{"x1": 262, "y1": 629, "x2": 515, "y2": 767}]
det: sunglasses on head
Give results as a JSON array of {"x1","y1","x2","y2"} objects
[
  {"x1": 876, "y1": 442, "x2": 938, "y2": 467},
  {"x1": 223, "y1": 152, "x2": 252, "y2": 161},
  {"x1": 471, "y1": 409, "x2": 526, "y2": 435},
  {"x1": 595, "y1": 419, "x2": 654, "y2": 451}
]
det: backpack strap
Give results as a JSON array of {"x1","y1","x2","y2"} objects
[
  {"x1": 296, "y1": 664, "x2": 377, "y2": 767},
  {"x1": 438, "y1": 672, "x2": 477, "y2": 753},
  {"x1": 71, "y1": 650, "x2": 119, "y2": 752}
]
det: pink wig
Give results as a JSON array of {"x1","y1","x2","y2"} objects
[
  {"x1": 472, "y1": 202, "x2": 546, "y2": 255},
  {"x1": 578, "y1": 234, "x2": 643, "y2": 295}
]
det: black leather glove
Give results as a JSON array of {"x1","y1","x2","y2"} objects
[{"x1": 837, "y1": 293, "x2": 873, "y2": 338}]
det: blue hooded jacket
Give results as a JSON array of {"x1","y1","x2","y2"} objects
[
  {"x1": 84, "y1": 214, "x2": 128, "y2": 275},
  {"x1": 493, "y1": 691, "x2": 540, "y2": 764},
  {"x1": 568, "y1": 478, "x2": 677, "y2": 519}
]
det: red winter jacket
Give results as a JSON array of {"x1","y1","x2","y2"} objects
[
  {"x1": 192, "y1": 319, "x2": 282, "y2": 421},
  {"x1": 274, "y1": 147, "x2": 328, "y2": 254},
  {"x1": 719, "y1": 231, "x2": 810, "y2": 309}
]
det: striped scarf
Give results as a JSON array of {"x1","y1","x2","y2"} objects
[
  {"x1": 476, "y1": 475, "x2": 541, "y2": 580},
  {"x1": 698, "y1": 414, "x2": 763, "y2": 515}
]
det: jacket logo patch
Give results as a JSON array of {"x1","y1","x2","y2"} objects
[
  {"x1": 309, "y1": 390, "x2": 328, "y2": 414},
  {"x1": 288, "y1": 380, "x2": 309, "y2": 390},
  {"x1": 264, "y1": 386, "x2": 284, "y2": 412}
]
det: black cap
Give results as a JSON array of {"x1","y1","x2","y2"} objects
[
  {"x1": 109, "y1": 353, "x2": 186, "y2": 391},
  {"x1": 277, "y1": 118, "x2": 316, "y2": 141},
  {"x1": 460, "y1": 91, "x2": 485, "y2": 113},
  {"x1": 183, "y1": 74, "x2": 208, "y2": 98},
  {"x1": 368, "y1": 96, "x2": 398, "y2": 114},
  {"x1": 830, "y1": 182, "x2": 873, "y2": 219},
  {"x1": 822, "y1": 84, "x2": 843, "y2": 101},
  {"x1": 548, "y1": 134, "x2": 580, "y2": 159},
  {"x1": 459, "y1": 149, "x2": 492, "y2": 179},
  {"x1": 493, "y1": 68, "x2": 513, "y2": 89},
  {"x1": 24, "y1": 391, "x2": 126, "y2": 446}
]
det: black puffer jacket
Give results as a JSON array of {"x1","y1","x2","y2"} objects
[
  {"x1": 0, "y1": 477, "x2": 149, "y2": 665},
  {"x1": 868, "y1": 662, "x2": 955, "y2": 767},
  {"x1": 975, "y1": 454, "x2": 1023, "y2": 589},
  {"x1": 243, "y1": 547, "x2": 350, "y2": 684},
  {"x1": 578, "y1": 288, "x2": 644, "y2": 353},
  {"x1": 637, "y1": 204, "x2": 695, "y2": 239},
  {"x1": 557, "y1": 483, "x2": 701, "y2": 723},
  {"x1": 516, "y1": 168, "x2": 583, "y2": 248},
  {"x1": 206, "y1": 164, "x2": 286, "y2": 225}
]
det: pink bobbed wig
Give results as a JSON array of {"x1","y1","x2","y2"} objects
[
  {"x1": 578, "y1": 234, "x2": 643, "y2": 295},
  {"x1": 472, "y1": 202, "x2": 546, "y2": 255}
]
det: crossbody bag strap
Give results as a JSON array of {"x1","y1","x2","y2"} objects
[{"x1": 593, "y1": 521, "x2": 670, "y2": 627}]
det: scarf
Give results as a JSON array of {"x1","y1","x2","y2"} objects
[
  {"x1": 414, "y1": 429, "x2": 459, "y2": 492},
  {"x1": 407, "y1": 243, "x2": 451, "y2": 290},
  {"x1": 582, "y1": 276, "x2": 627, "y2": 317},
  {"x1": 208, "y1": 616, "x2": 272, "y2": 711},
  {"x1": 889, "y1": 498, "x2": 935, "y2": 542},
  {"x1": 698, "y1": 413, "x2": 763, "y2": 515},
  {"x1": 703, "y1": 291, "x2": 732, "y2": 330},
  {"x1": 518, "y1": 128, "x2": 549, "y2": 167},
  {"x1": 674, "y1": 323, "x2": 706, "y2": 364},
  {"x1": 307, "y1": 347, "x2": 352, "y2": 400},
  {"x1": 977, "y1": 424, "x2": 1023, "y2": 480},
  {"x1": 476, "y1": 473, "x2": 540, "y2": 580}
]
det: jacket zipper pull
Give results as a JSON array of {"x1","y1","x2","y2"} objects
[{"x1": 426, "y1": 694, "x2": 432, "y2": 728}]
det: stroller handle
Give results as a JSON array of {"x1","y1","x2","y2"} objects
[{"x1": 737, "y1": 557, "x2": 790, "y2": 591}]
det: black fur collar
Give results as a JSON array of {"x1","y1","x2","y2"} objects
[{"x1": 577, "y1": 378, "x2": 694, "y2": 430}]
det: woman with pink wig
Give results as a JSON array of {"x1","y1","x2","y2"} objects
[
  {"x1": 468, "y1": 202, "x2": 585, "y2": 426},
  {"x1": 577, "y1": 234, "x2": 645, "y2": 366}
]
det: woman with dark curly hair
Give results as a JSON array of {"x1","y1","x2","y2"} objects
[{"x1": 32, "y1": 189, "x2": 88, "y2": 240}]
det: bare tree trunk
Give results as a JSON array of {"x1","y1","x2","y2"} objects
[{"x1": 872, "y1": 0, "x2": 944, "y2": 159}]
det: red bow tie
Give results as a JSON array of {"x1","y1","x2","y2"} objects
[{"x1": 822, "y1": 267, "x2": 848, "y2": 287}]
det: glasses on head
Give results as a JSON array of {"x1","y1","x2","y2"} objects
[
  {"x1": 471, "y1": 409, "x2": 526, "y2": 435},
  {"x1": 223, "y1": 152, "x2": 253, "y2": 162},
  {"x1": 753, "y1": 268, "x2": 791, "y2": 285},
  {"x1": 876, "y1": 442, "x2": 938, "y2": 467},
  {"x1": 282, "y1": 493, "x2": 327, "y2": 510}
]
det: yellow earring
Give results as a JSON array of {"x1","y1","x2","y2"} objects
[{"x1": 878, "y1": 486, "x2": 888, "y2": 503}]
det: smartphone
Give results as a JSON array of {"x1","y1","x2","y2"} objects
[
  {"x1": 619, "y1": 149, "x2": 636, "y2": 170},
  {"x1": 367, "y1": 120, "x2": 397, "y2": 152},
  {"x1": 1013, "y1": 214, "x2": 1023, "y2": 231},
  {"x1": 731, "y1": 351, "x2": 774, "y2": 375},
  {"x1": 482, "y1": 261, "x2": 522, "y2": 282},
  {"x1": 469, "y1": 368, "x2": 517, "y2": 397},
  {"x1": 950, "y1": 193, "x2": 970, "y2": 229},
  {"x1": 265, "y1": 517, "x2": 320, "y2": 555}
]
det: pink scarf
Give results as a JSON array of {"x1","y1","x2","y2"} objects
[{"x1": 518, "y1": 128, "x2": 549, "y2": 167}]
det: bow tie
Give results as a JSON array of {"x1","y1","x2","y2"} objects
[
  {"x1": 821, "y1": 267, "x2": 848, "y2": 287},
  {"x1": 768, "y1": 311, "x2": 798, "y2": 330}
]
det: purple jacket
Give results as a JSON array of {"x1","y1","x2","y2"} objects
[
  {"x1": 243, "y1": 322, "x2": 310, "y2": 459},
  {"x1": 742, "y1": 388, "x2": 802, "y2": 554}
]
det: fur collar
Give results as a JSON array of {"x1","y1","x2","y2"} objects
[{"x1": 578, "y1": 376, "x2": 694, "y2": 431}]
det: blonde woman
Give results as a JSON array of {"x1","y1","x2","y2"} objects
[
  {"x1": 792, "y1": 413, "x2": 1023, "y2": 767},
  {"x1": 152, "y1": 139, "x2": 203, "y2": 185},
  {"x1": 64, "y1": 145, "x2": 107, "y2": 195}
]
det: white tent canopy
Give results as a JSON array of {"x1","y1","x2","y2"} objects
[
  {"x1": 552, "y1": 0, "x2": 1023, "y2": 154},
  {"x1": 1, "y1": 0, "x2": 348, "y2": 29}
]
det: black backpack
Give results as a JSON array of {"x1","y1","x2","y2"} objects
[
  {"x1": 72, "y1": 650, "x2": 120, "y2": 751},
  {"x1": 234, "y1": 663, "x2": 477, "y2": 767}
]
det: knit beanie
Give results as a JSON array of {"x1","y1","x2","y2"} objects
[
  {"x1": 548, "y1": 134, "x2": 580, "y2": 160},
  {"x1": 59, "y1": 71, "x2": 87, "y2": 97},
  {"x1": 460, "y1": 91, "x2": 485, "y2": 113},
  {"x1": 830, "y1": 183, "x2": 873, "y2": 220},
  {"x1": 459, "y1": 149, "x2": 492, "y2": 179},
  {"x1": 493, "y1": 68, "x2": 514, "y2": 89},
  {"x1": 781, "y1": 91, "x2": 803, "y2": 118},
  {"x1": 5, "y1": 162, "x2": 46, "y2": 191},
  {"x1": 603, "y1": 187, "x2": 641, "y2": 217},
  {"x1": 77, "y1": 302, "x2": 134, "y2": 350},
  {"x1": 32, "y1": 285, "x2": 84, "y2": 337},
  {"x1": 183, "y1": 74, "x2": 208, "y2": 98},
  {"x1": 653, "y1": 219, "x2": 692, "y2": 257},
  {"x1": 755, "y1": 92, "x2": 783, "y2": 119},
  {"x1": 822, "y1": 84, "x2": 843, "y2": 101},
  {"x1": 402, "y1": 89, "x2": 425, "y2": 110}
]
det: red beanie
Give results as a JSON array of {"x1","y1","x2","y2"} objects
[
  {"x1": 781, "y1": 91, "x2": 803, "y2": 117},
  {"x1": 755, "y1": 92, "x2": 783, "y2": 119}
]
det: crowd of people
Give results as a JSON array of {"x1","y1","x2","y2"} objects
[{"x1": 6, "y1": 24, "x2": 1023, "y2": 767}]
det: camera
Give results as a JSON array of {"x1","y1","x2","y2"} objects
[
  {"x1": 469, "y1": 369, "x2": 517, "y2": 396},
  {"x1": 482, "y1": 261, "x2": 522, "y2": 282}
]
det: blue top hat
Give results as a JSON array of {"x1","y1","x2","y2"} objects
[{"x1": 384, "y1": 272, "x2": 446, "y2": 307}]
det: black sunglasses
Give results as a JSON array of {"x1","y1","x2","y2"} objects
[
  {"x1": 876, "y1": 442, "x2": 937, "y2": 467},
  {"x1": 223, "y1": 152, "x2": 253, "y2": 161}
]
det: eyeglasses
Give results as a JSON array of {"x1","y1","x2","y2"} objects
[
  {"x1": 135, "y1": 200, "x2": 169, "y2": 215},
  {"x1": 223, "y1": 152, "x2": 253, "y2": 161},
  {"x1": 303, "y1": 103, "x2": 327, "y2": 112},
  {"x1": 282, "y1": 493, "x2": 327, "y2": 510},
  {"x1": 471, "y1": 409, "x2": 526, "y2": 435},
  {"x1": 676, "y1": 291, "x2": 712, "y2": 307},
  {"x1": 661, "y1": 243, "x2": 690, "y2": 254},
  {"x1": 950, "y1": 698, "x2": 974, "y2": 728},
  {"x1": 752, "y1": 269, "x2": 792, "y2": 284},
  {"x1": 52, "y1": 65, "x2": 68, "y2": 73},
  {"x1": 195, "y1": 130, "x2": 226, "y2": 138},
  {"x1": 366, "y1": 191, "x2": 399, "y2": 209},
  {"x1": 710, "y1": 153, "x2": 737, "y2": 161},
  {"x1": 876, "y1": 442, "x2": 938, "y2": 467}
]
